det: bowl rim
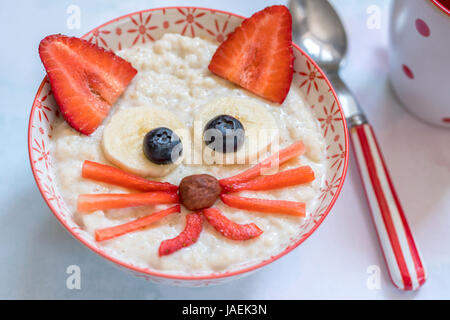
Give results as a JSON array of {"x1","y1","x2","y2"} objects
[{"x1": 28, "y1": 6, "x2": 349, "y2": 282}]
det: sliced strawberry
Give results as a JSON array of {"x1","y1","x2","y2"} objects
[
  {"x1": 82, "y1": 160, "x2": 178, "y2": 193},
  {"x1": 159, "y1": 213, "x2": 204, "y2": 256},
  {"x1": 38, "y1": 34, "x2": 137, "y2": 135},
  {"x1": 208, "y1": 5, "x2": 293, "y2": 104},
  {"x1": 77, "y1": 191, "x2": 179, "y2": 212},
  {"x1": 220, "y1": 194, "x2": 305, "y2": 217},
  {"x1": 222, "y1": 166, "x2": 315, "y2": 193},
  {"x1": 203, "y1": 208, "x2": 263, "y2": 240}
]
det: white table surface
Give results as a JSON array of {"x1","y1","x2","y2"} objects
[{"x1": 1, "y1": 0, "x2": 449, "y2": 300}]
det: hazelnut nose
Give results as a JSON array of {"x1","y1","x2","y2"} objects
[{"x1": 179, "y1": 174, "x2": 221, "y2": 211}]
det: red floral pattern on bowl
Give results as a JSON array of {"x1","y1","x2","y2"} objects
[{"x1": 28, "y1": 7, "x2": 349, "y2": 287}]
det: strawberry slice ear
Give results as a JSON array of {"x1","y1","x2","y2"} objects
[
  {"x1": 39, "y1": 35, "x2": 137, "y2": 135},
  {"x1": 208, "y1": 5, "x2": 294, "y2": 104}
]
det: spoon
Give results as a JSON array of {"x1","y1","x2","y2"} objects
[{"x1": 288, "y1": 0, "x2": 426, "y2": 290}]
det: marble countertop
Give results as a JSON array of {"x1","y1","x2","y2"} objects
[{"x1": 0, "y1": 0, "x2": 449, "y2": 299}]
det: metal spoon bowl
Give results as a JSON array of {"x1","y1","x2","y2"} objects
[
  {"x1": 289, "y1": 0, "x2": 347, "y2": 73},
  {"x1": 289, "y1": 0, "x2": 364, "y2": 126}
]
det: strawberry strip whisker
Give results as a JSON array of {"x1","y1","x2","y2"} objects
[
  {"x1": 203, "y1": 208, "x2": 263, "y2": 240},
  {"x1": 222, "y1": 165, "x2": 315, "y2": 193},
  {"x1": 219, "y1": 140, "x2": 305, "y2": 187}
]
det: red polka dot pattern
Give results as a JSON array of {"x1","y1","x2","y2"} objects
[
  {"x1": 402, "y1": 64, "x2": 414, "y2": 79},
  {"x1": 415, "y1": 19, "x2": 430, "y2": 37}
]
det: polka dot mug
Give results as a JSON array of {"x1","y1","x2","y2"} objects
[{"x1": 389, "y1": 0, "x2": 450, "y2": 128}]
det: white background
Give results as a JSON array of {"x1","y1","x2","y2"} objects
[{"x1": 0, "y1": 0, "x2": 449, "y2": 299}]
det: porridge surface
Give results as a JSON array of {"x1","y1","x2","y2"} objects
[{"x1": 50, "y1": 33, "x2": 326, "y2": 275}]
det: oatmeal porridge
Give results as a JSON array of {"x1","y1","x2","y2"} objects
[{"x1": 49, "y1": 33, "x2": 326, "y2": 275}]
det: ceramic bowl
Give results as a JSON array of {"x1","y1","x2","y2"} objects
[{"x1": 29, "y1": 7, "x2": 348, "y2": 286}]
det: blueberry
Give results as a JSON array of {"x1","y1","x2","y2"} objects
[
  {"x1": 203, "y1": 115, "x2": 245, "y2": 153},
  {"x1": 143, "y1": 127, "x2": 182, "y2": 165}
]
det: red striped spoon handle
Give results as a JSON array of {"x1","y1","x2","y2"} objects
[{"x1": 350, "y1": 123, "x2": 426, "y2": 290}]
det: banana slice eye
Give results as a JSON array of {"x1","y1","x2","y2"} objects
[
  {"x1": 102, "y1": 107, "x2": 188, "y2": 177},
  {"x1": 194, "y1": 97, "x2": 278, "y2": 165}
]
